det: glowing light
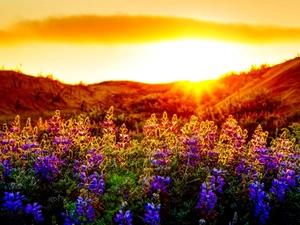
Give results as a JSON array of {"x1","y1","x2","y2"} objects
[
  {"x1": 1, "y1": 40, "x2": 299, "y2": 84},
  {"x1": 107, "y1": 39, "x2": 253, "y2": 83}
]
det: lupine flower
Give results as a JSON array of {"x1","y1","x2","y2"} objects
[
  {"x1": 3, "y1": 192, "x2": 24, "y2": 213},
  {"x1": 61, "y1": 210, "x2": 80, "y2": 225},
  {"x1": 79, "y1": 171, "x2": 105, "y2": 197},
  {"x1": 34, "y1": 154, "x2": 60, "y2": 181},
  {"x1": 1, "y1": 138, "x2": 15, "y2": 145},
  {"x1": 86, "y1": 148, "x2": 104, "y2": 169},
  {"x1": 73, "y1": 160, "x2": 81, "y2": 173},
  {"x1": 74, "y1": 149, "x2": 104, "y2": 174},
  {"x1": 25, "y1": 202, "x2": 44, "y2": 223},
  {"x1": 270, "y1": 168, "x2": 296, "y2": 201},
  {"x1": 10, "y1": 127, "x2": 20, "y2": 133},
  {"x1": 236, "y1": 158, "x2": 251, "y2": 178},
  {"x1": 151, "y1": 148, "x2": 172, "y2": 169},
  {"x1": 249, "y1": 182, "x2": 270, "y2": 224},
  {"x1": 256, "y1": 147, "x2": 278, "y2": 171},
  {"x1": 1, "y1": 159, "x2": 13, "y2": 176},
  {"x1": 75, "y1": 196, "x2": 96, "y2": 223},
  {"x1": 183, "y1": 136, "x2": 201, "y2": 166},
  {"x1": 150, "y1": 176, "x2": 171, "y2": 195},
  {"x1": 211, "y1": 168, "x2": 226, "y2": 193},
  {"x1": 88, "y1": 172, "x2": 105, "y2": 197},
  {"x1": 196, "y1": 183, "x2": 217, "y2": 214},
  {"x1": 144, "y1": 202, "x2": 160, "y2": 225},
  {"x1": 270, "y1": 179, "x2": 288, "y2": 201},
  {"x1": 114, "y1": 209, "x2": 133, "y2": 225},
  {"x1": 53, "y1": 137, "x2": 72, "y2": 145},
  {"x1": 21, "y1": 142, "x2": 38, "y2": 150},
  {"x1": 116, "y1": 126, "x2": 131, "y2": 148}
]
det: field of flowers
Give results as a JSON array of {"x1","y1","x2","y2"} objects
[{"x1": 0, "y1": 106, "x2": 299, "y2": 225}]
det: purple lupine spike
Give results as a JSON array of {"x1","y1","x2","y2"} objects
[
  {"x1": 144, "y1": 202, "x2": 160, "y2": 225},
  {"x1": 25, "y1": 202, "x2": 44, "y2": 223},
  {"x1": 114, "y1": 209, "x2": 133, "y2": 225},
  {"x1": 249, "y1": 181, "x2": 270, "y2": 224},
  {"x1": 3, "y1": 192, "x2": 25, "y2": 213}
]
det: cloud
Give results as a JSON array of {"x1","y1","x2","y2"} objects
[{"x1": 1, "y1": 14, "x2": 300, "y2": 45}]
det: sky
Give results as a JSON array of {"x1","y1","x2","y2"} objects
[{"x1": 1, "y1": 0, "x2": 300, "y2": 84}]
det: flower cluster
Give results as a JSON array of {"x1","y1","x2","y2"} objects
[
  {"x1": 3, "y1": 192, "x2": 44, "y2": 223},
  {"x1": 79, "y1": 171, "x2": 105, "y2": 197},
  {"x1": 149, "y1": 176, "x2": 171, "y2": 195},
  {"x1": 62, "y1": 196, "x2": 96, "y2": 225},
  {"x1": 210, "y1": 168, "x2": 226, "y2": 194},
  {"x1": 249, "y1": 181, "x2": 270, "y2": 224},
  {"x1": 196, "y1": 168, "x2": 225, "y2": 221},
  {"x1": 218, "y1": 116, "x2": 247, "y2": 165},
  {"x1": 183, "y1": 136, "x2": 201, "y2": 167},
  {"x1": 73, "y1": 148, "x2": 104, "y2": 173},
  {"x1": 47, "y1": 110, "x2": 62, "y2": 135},
  {"x1": 236, "y1": 158, "x2": 251, "y2": 178},
  {"x1": 2, "y1": 191, "x2": 24, "y2": 213},
  {"x1": 21, "y1": 141, "x2": 39, "y2": 150},
  {"x1": 25, "y1": 202, "x2": 44, "y2": 223},
  {"x1": 53, "y1": 136, "x2": 72, "y2": 153},
  {"x1": 114, "y1": 209, "x2": 133, "y2": 225},
  {"x1": 62, "y1": 210, "x2": 80, "y2": 225},
  {"x1": 270, "y1": 167, "x2": 296, "y2": 201},
  {"x1": 75, "y1": 196, "x2": 96, "y2": 223},
  {"x1": 1, "y1": 108, "x2": 300, "y2": 224},
  {"x1": 252, "y1": 147, "x2": 279, "y2": 174},
  {"x1": 34, "y1": 154, "x2": 61, "y2": 181},
  {"x1": 1, "y1": 159, "x2": 13, "y2": 176},
  {"x1": 144, "y1": 202, "x2": 161, "y2": 225},
  {"x1": 196, "y1": 183, "x2": 217, "y2": 217},
  {"x1": 151, "y1": 148, "x2": 172, "y2": 170},
  {"x1": 86, "y1": 148, "x2": 104, "y2": 169},
  {"x1": 116, "y1": 123, "x2": 131, "y2": 149}
]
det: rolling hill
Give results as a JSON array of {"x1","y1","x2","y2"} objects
[{"x1": 1, "y1": 56, "x2": 300, "y2": 138}]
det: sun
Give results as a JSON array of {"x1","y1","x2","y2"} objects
[{"x1": 113, "y1": 39, "x2": 250, "y2": 83}]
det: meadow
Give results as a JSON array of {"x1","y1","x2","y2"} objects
[{"x1": 0, "y1": 105, "x2": 299, "y2": 225}]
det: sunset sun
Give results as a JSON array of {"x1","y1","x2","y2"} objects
[{"x1": 123, "y1": 39, "x2": 249, "y2": 83}]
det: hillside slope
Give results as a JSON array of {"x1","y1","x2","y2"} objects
[
  {"x1": 1, "y1": 57, "x2": 300, "y2": 130},
  {"x1": 215, "y1": 57, "x2": 300, "y2": 115}
]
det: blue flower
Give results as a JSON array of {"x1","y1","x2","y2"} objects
[
  {"x1": 114, "y1": 209, "x2": 133, "y2": 225},
  {"x1": 61, "y1": 210, "x2": 80, "y2": 225},
  {"x1": 3, "y1": 192, "x2": 24, "y2": 212},
  {"x1": 249, "y1": 181, "x2": 270, "y2": 224},
  {"x1": 150, "y1": 176, "x2": 171, "y2": 195},
  {"x1": 144, "y1": 202, "x2": 160, "y2": 225},
  {"x1": 196, "y1": 183, "x2": 217, "y2": 213},
  {"x1": 25, "y1": 202, "x2": 44, "y2": 223},
  {"x1": 1, "y1": 159, "x2": 13, "y2": 176},
  {"x1": 34, "y1": 154, "x2": 60, "y2": 181},
  {"x1": 88, "y1": 172, "x2": 105, "y2": 197},
  {"x1": 75, "y1": 196, "x2": 96, "y2": 222}
]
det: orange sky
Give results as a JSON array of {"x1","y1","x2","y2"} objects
[{"x1": 1, "y1": 0, "x2": 300, "y2": 84}]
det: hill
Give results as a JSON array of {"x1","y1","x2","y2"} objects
[{"x1": 1, "y1": 56, "x2": 300, "y2": 138}]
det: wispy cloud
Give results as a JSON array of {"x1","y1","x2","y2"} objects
[{"x1": 1, "y1": 14, "x2": 300, "y2": 45}]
